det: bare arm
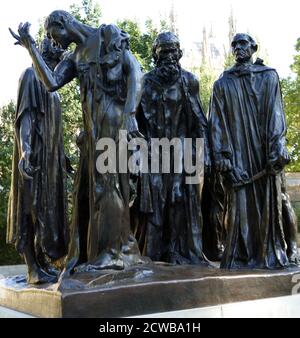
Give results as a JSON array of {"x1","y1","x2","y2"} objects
[
  {"x1": 123, "y1": 50, "x2": 142, "y2": 115},
  {"x1": 123, "y1": 49, "x2": 143, "y2": 137},
  {"x1": 33, "y1": 49, "x2": 76, "y2": 92},
  {"x1": 9, "y1": 23, "x2": 76, "y2": 91}
]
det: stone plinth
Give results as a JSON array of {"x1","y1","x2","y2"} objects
[{"x1": 0, "y1": 263, "x2": 300, "y2": 318}]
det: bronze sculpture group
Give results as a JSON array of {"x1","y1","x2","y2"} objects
[{"x1": 7, "y1": 10, "x2": 299, "y2": 284}]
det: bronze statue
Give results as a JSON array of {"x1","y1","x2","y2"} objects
[
  {"x1": 202, "y1": 171, "x2": 226, "y2": 261},
  {"x1": 133, "y1": 32, "x2": 210, "y2": 264},
  {"x1": 7, "y1": 37, "x2": 68, "y2": 284},
  {"x1": 209, "y1": 33, "x2": 291, "y2": 269},
  {"x1": 281, "y1": 172, "x2": 300, "y2": 264},
  {"x1": 10, "y1": 11, "x2": 145, "y2": 272}
]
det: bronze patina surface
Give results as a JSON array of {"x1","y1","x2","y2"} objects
[{"x1": 1, "y1": 263, "x2": 299, "y2": 317}]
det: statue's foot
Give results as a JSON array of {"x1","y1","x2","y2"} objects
[
  {"x1": 75, "y1": 252, "x2": 125, "y2": 272},
  {"x1": 121, "y1": 234, "x2": 141, "y2": 255},
  {"x1": 45, "y1": 266, "x2": 60, "y2": 277},
  {"x1": 163, "y1": 252, "x2": 213, "y2": 267},
  {"x1": 289, "y1": 252, "x2": 300, "y2": 266},
  {"x1": 164, "y1": 252, "x2": 190, "y2": 265},
  {"x1": 27, "y1": 268, "x2": 58, "y2": 284},
  {"x1": 216, "y1": 245, "x2": 225, "y2": 261}
]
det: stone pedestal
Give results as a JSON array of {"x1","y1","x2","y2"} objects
[{"x1": 0, "y1": 263, "x2": 300, "y2": 318}]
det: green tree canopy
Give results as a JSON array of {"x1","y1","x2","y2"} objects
[
  {"x1": 0, "y1": 101, "x2": 23, "y2": 264},
  {"x1": 281, "y1": 38, "x2": 300, "y2": 171},
  {"x1": 117, "y1": 18, "x2": 170, "y2": 72}
]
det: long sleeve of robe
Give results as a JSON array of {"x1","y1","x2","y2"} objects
[
  {"x1": 209, "y1": 64, "x2": 289, "y2": 269},
  {"x1": 7, "y1": 67, "x2": 68, "y2": 260}
]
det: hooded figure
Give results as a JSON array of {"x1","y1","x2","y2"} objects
[{"x1": 7, "y1": 37, "x2": 68, "y2": 283}]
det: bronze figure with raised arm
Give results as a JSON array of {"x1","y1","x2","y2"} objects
[
  {"x1": 10, "y1": 10, "x2": 145, "y2": 272},
  {"x1": 7, "y1": 36, "x2": 68, "y2": 284}
]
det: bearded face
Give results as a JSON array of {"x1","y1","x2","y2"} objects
[{"x1": 155, "y1": 44, "x2": 181, "y2": 83}]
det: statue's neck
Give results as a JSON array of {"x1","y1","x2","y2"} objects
[
  {"x1": 235, "y1": 58, "x2": 254, "y2": 67},
  {"x1": 72, "y1": 21, "x2": 98, "y2": 45}
]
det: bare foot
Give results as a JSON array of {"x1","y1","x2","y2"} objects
[
  {"x1": 289, "y1": 252, "x2": 300, "y2": 266},
  {"x1": 27, "y1": 268, "x2": 58, "y2": 284}
]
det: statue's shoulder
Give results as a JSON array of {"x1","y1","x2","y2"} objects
[
  {"x1": 142, "y1": 70, "x2": 158, "y2": 84},
  {"x1": 210, "y1": 72, "x2": 229, "y2": 95},
  {"x1": 20, "y1": 67, "x2": 36, "y2": 82},
  {"x1": 251, "y1": 62, "x2": 279, "y2": 83},
  {"x1": 262, "y1": 68, "x2": 280, "y2": 85},
  {"x1": 252, "y1": 64, "x2": 276, "y2": 73},
  {"x1": 18, "y1": 67, "x2": 40, "y2": 90},
  {"x1": 253, "y1": 58, "x2": 275, "y2": 72},
  {"x1": 102, "y1": 23, "x2": 120, "y2": 32},
  {"x1": 214, "y1": 71, "x2": 227, "y2": 86},
  {"x1": 101, "y1": 23, "x2": 129, "y2": 47},
  {"x1": 222, "y1": 65, "x2": 235, "y2": 78},
  {"x1": 181, "y1": 69, "x2": 199, "y2": 86},
  {"x1": 179, "y1": 69, "x2": 200, "y2": 96}
]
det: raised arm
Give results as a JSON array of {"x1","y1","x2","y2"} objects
[{"x1": 9, "y1": 23, "x2": 76, "y2": 91}]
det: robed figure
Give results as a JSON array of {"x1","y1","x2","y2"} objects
[
  {"x1": 281, "y1": 172, "x2": 300, "y2": 265},
  {"x1": 7, "y1": 37, "x2": 68, "y2": 283},
  {"x1": 10, "y1": 11, "x2": 146, "y2": 272},
  {"x1": 133, "y1": 32, "x2": 210, "y2": 264},
  {"x1": 209, "y1": 33, "x2": 291, "y2": 269}
]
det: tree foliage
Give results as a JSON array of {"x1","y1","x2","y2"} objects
[
  {"x1": 117, "y1": 18, "x2": 170, "y2": 72},
  {"x1": 281, "y1": 38, "x2": 300, "y2": 171},
  {"x1": 223, "y1": 8, "x2": 236, "y2": 69},
  {"x1": 198, "y1": 64, "x2": 218, "y2": 115},
  {"x1": 69, "y1": 0, "x2": 101, "y2": 27},
  {"x1": 0, "y1": 101, "x2": 23, "y2": 264}
]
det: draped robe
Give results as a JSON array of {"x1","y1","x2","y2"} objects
[
  {"x1": 133, "y1": 69, "x2": 209, "y2": 264},
  {"x1": 209, "y1": 63, "x2": 289, "y2": 269},
  {"x1": 7, "y1": 67, "x2": 68, "y2": 261}
]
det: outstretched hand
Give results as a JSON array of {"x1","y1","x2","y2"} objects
[{"x1": 9, "y1": 22, "x2": 35, "y2": 49}]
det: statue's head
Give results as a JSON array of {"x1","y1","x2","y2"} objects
[
  {"x1": 152, "y1": 31, "x2": 182, "y2": 66},
  {"x1": 39, "y1": 36, "x2": 64, "y2": 70},
  {"x1": 231, "y1": 33, "x2": 258, "y2": 64},
  {"x1": 44, "y1": 10, "x2": 76, "y2": 49}
]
